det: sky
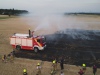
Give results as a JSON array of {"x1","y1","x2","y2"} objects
[{"x1": 0, "y1": 0, "x2": 100, "y2": 13}]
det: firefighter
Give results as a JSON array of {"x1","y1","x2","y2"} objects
[
  {"x1": 36, "y1": 63, "x2": 41, "y2": 75},
  {"x1": 12, "y1": 49, "x2": 15, "y2": 57},
  {"x1": 55, "y1": 58, "x2": 58, "y2": 71},
  {"x1": 23, "y1": 69, "x2": 27, "y2": 75},
  {"x1": 82, "y1": 63, "x2": 86, "y2": 72},
  {"x1": 10, "y1": 52, "x2": 14, "y2": 62},
  {"x1": 60, "y1": 57, "x2": 64, "y2": 71},
  {"x1": 29, "y1": 28, "x2": 31, "y2": 37},
  {"x1": 78, "y1": 69, "x2": 84, "y2": 75},
  {"x1": 52, "y1": 60, "x2": 56, "y2": 71},
  {"x1": 2, "y1": 55, "x2": 6, "y2": 63},
  {"x1": 50, "y1": 60, "x2": 56, "y2": 75},
  {"x1": 93, "y1": 65, "x2": 97, "y2": 75}
]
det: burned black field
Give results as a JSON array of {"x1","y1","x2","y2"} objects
[{"x1": 14, "y1": 29, "x2": 100, "y2": 67}]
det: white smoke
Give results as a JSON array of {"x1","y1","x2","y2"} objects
[
  {"x1": 21, "y1": 11, "x2": 100, "y2": 40},
  {"x1": 24, "y1": 14, "x2": 91, "y2": 32}
]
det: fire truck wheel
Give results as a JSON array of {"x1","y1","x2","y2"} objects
[
  {"x1": 16, "y1": 45, "x2": 21, "y2": 50},
  {"x1": 34, "y1": 47, "x2": 38, "y2": 53}
]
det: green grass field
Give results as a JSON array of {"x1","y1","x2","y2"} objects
[
  {"x1": 0, "y1": 17, "x2": 9, "y2": 19},
  {"x1": 0, "y1": 15, "x2": 16, "y2": 19}
]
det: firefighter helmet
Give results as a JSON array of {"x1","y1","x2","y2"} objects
[
  {"x1": 53, "y1": 60, "x2": 56, "y2": 64},
  {"x1": 23, "y1": 69, "x2": 27, "y2": 73},
  {"x1": 37, "y1": 63, "x2": 40, "y2": 66},
  {"x1": 82, "y1": 63, "x2": 86, "y2": 67}
]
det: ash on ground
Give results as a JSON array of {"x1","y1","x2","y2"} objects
[{"x1": 14, "y1": 29, "x2": 100, "y2": 67}]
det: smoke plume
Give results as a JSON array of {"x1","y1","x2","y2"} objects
[{"x1": 21, "y1": 11, "x2": 100, "y2": 40}]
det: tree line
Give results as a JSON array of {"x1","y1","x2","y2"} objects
[
  {"x1": 0, "y1": 8, "x2": 28, "y2": 16},
  {"x1": 64, "y1": 12, "x2": 100, "y2": 15}
]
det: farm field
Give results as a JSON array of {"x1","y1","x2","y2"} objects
[{"x1": 0, "y1": 15, "x2": 100, "y2": 75}]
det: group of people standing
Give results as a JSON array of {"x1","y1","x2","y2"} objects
[
  {"x1": 22, "y1": 57, "x2": 98, "y2": 75},
  {"x1": 23, "y1": 56, "x2": 65, "y2": 75},
  {"x1": 1, "y1": 51, "x2": 98, "y2": 75},
  {"x1": 51, "y1": 56, "x2": 64, "y2": 75},
  {"x1": 2, "y1": 50, "x2": 15, "y2": 63}
]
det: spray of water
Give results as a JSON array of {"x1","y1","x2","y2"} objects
[{"x1": 21, "y1": 11, "x2": 100, "y2": 40}]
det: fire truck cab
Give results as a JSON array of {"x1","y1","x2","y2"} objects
[{"x1": 10, "y1": 30, "x2": 46, "y2": 52}]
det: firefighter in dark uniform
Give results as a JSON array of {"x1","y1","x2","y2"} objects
[
  {"x1": 60, "y1": 57, "x2": 64, "y2": 71},
  {"x1": 55, "y1": 58, "x2": 58, "y2": 71},
  {"x1": 10, "y1": 52, "x2": 14, "y2": 62},
  {"x1": 93, "y1": 65, "x2": 97, "y2": 75}
]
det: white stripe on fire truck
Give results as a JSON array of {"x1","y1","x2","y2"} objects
[{"x1": 34, "y1": 39, "x2": 42, "y2": 47}]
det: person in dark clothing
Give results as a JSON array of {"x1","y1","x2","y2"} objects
[
  {"x1": 12, "y1": 49, "x2": 15, "y2": 56},
  {"x1": 53, "y1": 58, "x2": 58, "y2": 71},
  {"x1": 2, "y1": 55, "x2": 7, "y2": 63},
  {"x1": 93, "y1": 65, "x2": 97, "y2": 75},
  {"x1": 78, "y1": 69, "x2": 84, "y2": 75},
  {"x1": 10, "y1": 52, "x2": 14, "y2": 62},
  {"x1": 60, "y1": 57, "x2": 64, "y2": 70},
  {"x1": 29, "y1": 28, "x2": 31, "y2": 37}
]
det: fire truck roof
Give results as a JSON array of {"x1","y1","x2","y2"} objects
[
  {"x1": 12, "y1": 33, "x2": 44, "y2": 39},
  {"x1": 13, "y1": 33, "x2": 29, "y2": 37}
]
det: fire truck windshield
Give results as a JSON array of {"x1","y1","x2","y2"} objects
[
  {"x1": 42, "y1": 38, "x2": 46, "y2": 43},
  {"x1": 37, "y1": 38, "x2": 46, "y2": 43},
  {"x1": 37, "y1": 39, "x2": 41, "y2": 43}
]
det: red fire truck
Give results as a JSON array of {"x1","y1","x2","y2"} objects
[{"x1": 10, "y1": 30, "x2": 46, "y2": 52}]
